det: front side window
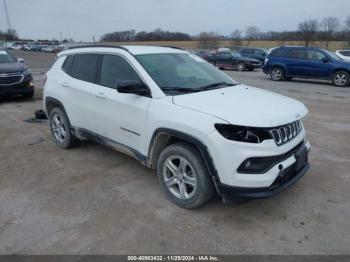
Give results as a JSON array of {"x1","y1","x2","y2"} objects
[
  {"x1": 243, "y1": 49, "x2": 254, "y2": 54},
  {"x1": 232, "y1": 52, "x2": 242, "y2": 58},
  {"x1": 307, "y1": 51, "x2": 326, "y2": 61},
  {"x1": 100, "y1": 55, "x2": 141, "y2": 88},
  {"x1": 255, "y1": 49, "x2": 266, "y2": 55},
  {"x1": 70, "y1": 54, "x2": 100, "y2": 83},
  {"x1": 136, "y1": 53, "x2": 236, "y2": 93},
  {"x1": 0, "y1": 50, "x2": 17, "y2": 63}
]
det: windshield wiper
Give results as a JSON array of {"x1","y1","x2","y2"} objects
[
  {"x1": 198, "y1": 82, "x2": 235, "y2": 91},
  {"x1": 161, "y1": 87, "x2": 200, "y2": 93}
]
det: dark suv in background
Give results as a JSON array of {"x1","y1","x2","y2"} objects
[
  {"x1": 263, "y1": 46, "x2": 350, "y2": 87},
  {"x1": 209, "y1": 51, "x2": 262, "y2": 71},
  {"x1": 0, "y1": 49, "x2": 34, "y2": 98},
  {"x1": 239, "y1": 48, "x2": 268, "y2": 63}
]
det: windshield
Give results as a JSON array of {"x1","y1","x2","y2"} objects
[
  {"x1": 0, "y1": 50, "x2": 17, "y2": 63},
  {"x1": 324, "y1": 50, "x2": 342, "y2": 61},
  {"x1": 136, "y1": 53, "x2": 236, "y2": 93}
]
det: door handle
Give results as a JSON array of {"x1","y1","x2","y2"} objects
[
  {"x1": 62, "y1": 82, "x2": 71, "y2": 88},
  {"x1": 95, "y1": 92, "x2": 106, "y2": 99}
]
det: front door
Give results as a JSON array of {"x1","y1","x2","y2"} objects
[{"x1": 92, "y1": 54, "x2": 151, "y2": 154}]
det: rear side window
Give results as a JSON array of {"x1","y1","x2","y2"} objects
[
  {"x1": 62, "y1": 55, "x2": 73, "y2": 73},
  {"x1": 100, "y1": 55, "x2": 141, "y2": 88},
  {"x1": 70, "y1": 54, "x2": 100, "y2": 83},
  {"x1": 288, "y1": 49, "x2": 307, "y2": 59}
]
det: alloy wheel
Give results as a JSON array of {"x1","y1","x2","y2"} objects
[
  {"x1": 162, "y1": 155, "x2": 197, "y2": 200},
  {"x1": 237, "y1": 63, "x2": 245, "y2": 71},
  {"x1": 271, "y1": 69, "x2": 283, "y2": 80},
  {"x1": 334, "y1": 73, "x2": 348, "y2": 86},
  {"x1": 51, "y1": 114, "x2": 67, "y2": 143}
]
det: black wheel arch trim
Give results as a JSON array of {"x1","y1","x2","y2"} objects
[
  {"x1": 45, "y1": 97, "x2": 67, "y2": 116},
  {"x1": 148, "y1": 128, "x2": 220, "y2": 181}
]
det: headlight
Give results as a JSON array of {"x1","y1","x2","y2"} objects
[
  {"x1": 22, "y1": 69, "x2": 31, "y2": 75},
  {"x1": 214, "y1": 124, "x2": 272, "y2": 144}
]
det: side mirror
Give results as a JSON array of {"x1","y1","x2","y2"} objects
[
  {"x1": 17, "y1": 58, "x2": 24, "y2": 63},
  {"x1": 322, "y1": 57, "x2": 330, "y2": 63},
  {"x1": 116, "y1": 80, "x2": 151, "y2": 97}
]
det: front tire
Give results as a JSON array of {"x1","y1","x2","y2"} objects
[
  {"x1": 270, "y1": 67, "x2": 285, "y2": 81},
  {"x1": 49, "y1": 107, "x2": 78, "y2": 149},
  {"x1": 237, "y1": 62, "x2": 245, "y2": 71},
  {"x1": 157, "y1": 143, "x2": 215, "y2": 209},
  {"x1": 333, "y1": 71, "x2": 350, "y2": 87}
]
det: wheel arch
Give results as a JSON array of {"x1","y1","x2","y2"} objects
[
  {"x1": 147, "y1": 128, "x2": 219, "y2": 181},
  {"x1": 332, "y1": 68, "x2": 350, "y2": 75},
  {"x1": 45, "y1": 97, "x2": 69, "y2": 122},
  {"x1": 271, "y1": 63, "x2": 287, "y2": 73}
]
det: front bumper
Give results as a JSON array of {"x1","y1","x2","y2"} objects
[
  {"x1": 206, "y1": 126, "x2": 310, "y2": 200},
  {"x1": 216, "y1": 154, "x2": 309, "y2": 200},
  {"x1": 0, "y1": 80, "x2": 34, "y2": 96}
]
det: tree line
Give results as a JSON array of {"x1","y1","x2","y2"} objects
[
  {"x1": 100, "y1": 16, "x2": 350, "y2": 48},
  {"x1": 100, "y1": 29, "x2": 191, "y2": 42}
]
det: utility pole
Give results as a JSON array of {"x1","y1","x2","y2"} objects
[{"x1": 3, "y1": 0, "x2": 12, "y2": 32}]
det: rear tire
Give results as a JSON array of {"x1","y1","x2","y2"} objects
[
  {"x1": 49, "y1": 107, "x2": 78, "y2": 149},
  {"x1": 270, "y1": 67, "x2": 285, "y2": 81},
  {"x1": 333, "y1": 71, "x2": 350, "y2": 87},
  {"x1": 157, "y1": 142, "x2": 215, "y2": 209}
]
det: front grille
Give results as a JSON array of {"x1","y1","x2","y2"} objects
[
  {"x1": 0, "y1": 73, "x2": 24, "y2": 86},
  {"x1": 269, "y1": 120, "x2": 302, "y2": 146}
]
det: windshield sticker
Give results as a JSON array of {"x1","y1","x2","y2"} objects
[{"x1": 189, "y1": 54, "x2": 205, "y2": 63}]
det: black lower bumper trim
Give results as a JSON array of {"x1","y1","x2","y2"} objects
[
  {"x1": 216, "y1": 162, "x2": 310, "y2": 200},
  {"x1": 0, "y1": 85, "x2": 34, "y2": 96}
]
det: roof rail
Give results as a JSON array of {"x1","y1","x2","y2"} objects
[
  {"x1": 157, "y1": 45, "x2": 186, "y2": 51},
  {"x1": 67, "y1": 44, "x2": 130, "y2": 51}
]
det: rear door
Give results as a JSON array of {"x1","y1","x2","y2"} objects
[
  {"x1": 92, "y1": 54, "x2": 151, "y2": 154},
  {"x1": 60, "y1": 54, "x2": 101, "y2": 131},
  {"x1": 285, "y1": 49, "x2": 309, "y2": 76}
]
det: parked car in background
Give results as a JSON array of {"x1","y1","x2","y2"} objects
[
  {"x1": 217, "y1": 47, "x2": 231, "y2": 52},
  {"x1": 194, "y1": 50, "x2": 213, "y2": 61},
  {"x1": 209, "y1": 51, "x2": 262, "y2": 71},
  {"x1": 43, "y1": 45, "x2": 310, "y2": 208},
  {"x1": 263, "y1": 46, "x2": 350, "y2": 87},
  {"x1": 0, "y1": 49, "x2": 34, "y2": 98},
  {"x1": 42, "y1": 46, "x2": 55, "y2": 53},
  {"x1": 335, "y1": 50, "x2": 350, "y2": 62},
  {"x1": 239, "y1": 48, "x2": 268, "y2": 63}
]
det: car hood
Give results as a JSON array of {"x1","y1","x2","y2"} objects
[
  {"x1": 172, "y1": 84, "x2": 308, "y2": 127},
  {"x1": 0, "y1": 62, "x2": 26, "y2": 73},
  {"x1": 334, "y1": 59, "x2": 350, "y2": 66}
]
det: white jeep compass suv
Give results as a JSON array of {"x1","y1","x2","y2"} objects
[{"x1": 43, "y1": 45, "x2": 311, "y2": 208}]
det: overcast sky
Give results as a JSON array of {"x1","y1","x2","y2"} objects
[{"x1": 1, "y1": 0, "x2": 349, "y2": 41}]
